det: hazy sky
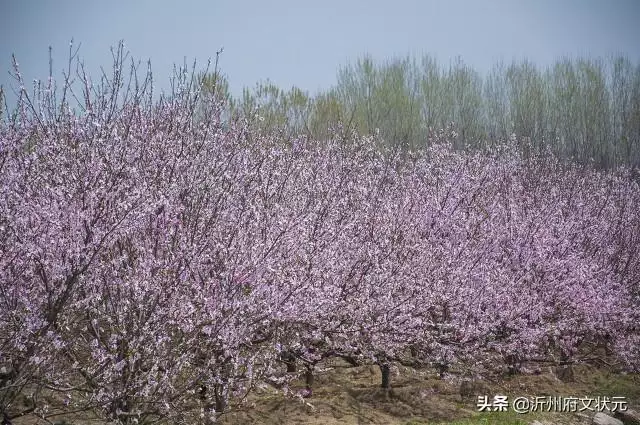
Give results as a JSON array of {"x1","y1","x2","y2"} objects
[{"x1": 1, "y1": 0, "x2": 639, "y2": 104}]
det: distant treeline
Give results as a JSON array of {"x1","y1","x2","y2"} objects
[{"x1": 198, "y1": 54, "x2": 640, "y2": 168}]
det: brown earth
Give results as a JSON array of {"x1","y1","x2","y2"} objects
[
  {"x1": 215, "y1": 359, "x2": 639, "y2": 425},
  {"x1": 10, "y1": 359, "x2": 639, "y2": 425}
]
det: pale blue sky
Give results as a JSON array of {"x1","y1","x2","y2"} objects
[{"x1": 1, "y1": 0, "x2": 639, "y2": 105}]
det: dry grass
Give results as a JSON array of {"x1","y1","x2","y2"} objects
[
  {"x1": 215, "y1": 360, "x2": 639, "y2": 425},
  {"x1": 10, "y1": 359, "x2": 639, "y2": 425}
]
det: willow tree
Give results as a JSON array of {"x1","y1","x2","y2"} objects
[
  {"x1": 233, "y1": 80, "x2": 313, "y2": 140},
  {"x1": 333, "y1": 55, "x2": 424, "y2": 150},
  {"x1": 609, "y1": 56, "x2": 640, "y2": 167},
  {"x1": 442, "y1": 57, "x2": 484, "y2": 149},
  {"x1": 483, "y1": 61, "x2": 511, "y2": 144},
  {"x1": 306, "y1": 89, "x2": 350, "y2": 141},
  {"x1": 504, "y1": 60, "x2": 547, "y2": 156},
  {"x1": 193, "y1": 69, "x2": 235, "y2": 125}
]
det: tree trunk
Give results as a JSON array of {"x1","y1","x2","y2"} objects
[
  {"x1": 214, "y1": 383, "x2": 227, "y2": 412},
  {"x1": 282, "y1": 351, "x2": 297, "y2": 372},
  {"x1": 2, "y1": 412, "x2": 12, "y2": 425},
  {"x1": 437, "y1": 362, "x2": 449, "y2": 379},
  {"x1": 379, "y1": 362, "x2": 391, "y2": 400},
  {"x1": 555, "y1": 353, "x2": 574, "y2": 382},
  {"x1": 305, "y1": 364, "x2": 314, "y2": 388},
  {"x1": 380, "y1": 363, "x2": 390, "y2": 389}
]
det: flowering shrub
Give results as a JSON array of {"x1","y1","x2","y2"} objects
[{"x1": 1, "y1": 45, "x2": 639, "y2": 424}]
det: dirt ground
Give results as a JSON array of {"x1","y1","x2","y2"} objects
[
  {"x1": 216, "y1": 359, "x2": 639, "y2": 425},
  {"x1": 10, "y1": 359, "x2": 640, "y2": 425}
]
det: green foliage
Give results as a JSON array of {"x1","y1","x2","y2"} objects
[
  {"x1": 307, "y1": 89, "x2": 348, "y2": 140},
  {"x1": 195, "y1": 53, "x2": 640, "y2": 168},
  {"x1": 333, "y1": 55, "x2": 424, "y2": 149},
  {"x1": 441, "y1": 410, "x2": 530, "y2": 425},
  {"x1": 232, "y1": 80, "x2": 312, "y2": 141}
]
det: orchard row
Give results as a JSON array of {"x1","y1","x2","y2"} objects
[{"x1": 1, "y1": 54, "x2": 639, "y2": 424}]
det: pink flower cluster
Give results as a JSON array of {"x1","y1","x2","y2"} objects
[{"x1": 0, "y1": 58, "x2": 638, "y2": 423}]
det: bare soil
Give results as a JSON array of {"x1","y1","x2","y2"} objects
[
  {"x1": 10, "y1": 359, "x2": 639, "y2": 425},
  {"x1": 217, "y1": 359, "x2": 639, "y2": 425}
]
